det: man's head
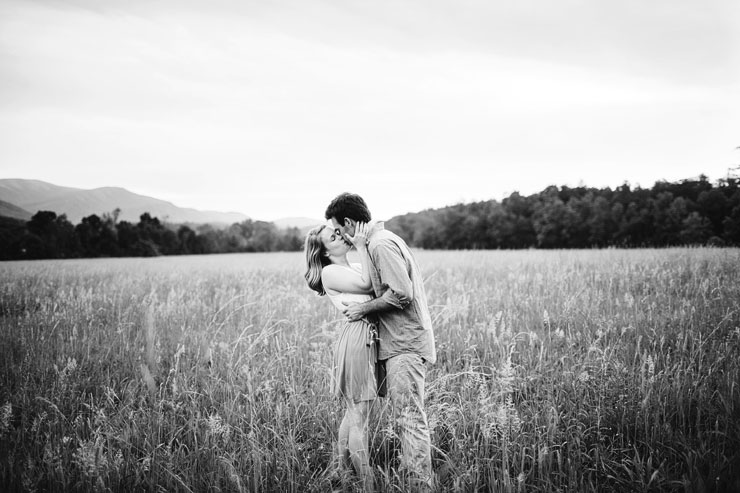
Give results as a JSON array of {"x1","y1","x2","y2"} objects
[{"x1": 324, "y1": 192, "x2": 372, "y2": 240}]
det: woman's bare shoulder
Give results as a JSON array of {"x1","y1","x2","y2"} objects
[{"x1": 322, "y1": 264, "x2": 346, "y2": 279}]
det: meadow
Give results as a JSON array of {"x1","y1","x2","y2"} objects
[{"x1": 0, "y1": 248, "x2": 739, "y2": 492}]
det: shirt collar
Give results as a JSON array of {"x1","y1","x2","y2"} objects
[{"x1": 367, "y1": 220, "x2": 384, "y2": 237}]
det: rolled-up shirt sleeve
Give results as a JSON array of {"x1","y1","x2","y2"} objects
[{"x1": 370, "y1": 239, "x2": 414, "y2": 310}]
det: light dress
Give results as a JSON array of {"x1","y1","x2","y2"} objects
[{"x1": 326, "y1": 264, "x2": 381, "y2": 403}]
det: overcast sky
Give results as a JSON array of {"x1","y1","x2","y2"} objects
[{"x1": 1, "y1": 0, "x2": 739, "y2": 221}]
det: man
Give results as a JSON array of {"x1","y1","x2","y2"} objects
[{"x1": 325, "y1": 192, "x2": 436, "y2": 488}]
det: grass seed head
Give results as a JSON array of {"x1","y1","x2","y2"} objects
[{"x1": 0, "y1": 402, "x2": 11, "y2": 436}]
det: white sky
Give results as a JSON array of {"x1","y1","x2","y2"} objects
[{"x1": 1, "y1": 0, "x2": 739, "y2": 221}]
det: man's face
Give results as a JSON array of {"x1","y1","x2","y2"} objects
[{"x1": 330, "y1": 217, "x2": 355, "y2": 242}]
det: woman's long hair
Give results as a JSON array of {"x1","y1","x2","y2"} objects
[{"x1": 304, "y1": 224, "x2": 331, "y2": 295}]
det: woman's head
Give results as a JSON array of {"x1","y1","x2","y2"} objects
[{"x1": 304, "y1": 224, "x2": 352, "y2": 295}]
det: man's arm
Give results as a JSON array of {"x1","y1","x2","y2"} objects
[{"x1": 342, "y1": 296, "x2": 395, "y2": 321}]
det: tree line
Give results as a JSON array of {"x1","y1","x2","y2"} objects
[
  {"x1": 386, "y1": 175, "x2": 740, "y2": 249},
  {"x1": 1, "y1": 175, "x2": 739, "y2": 260},
  {"x1": 0, "y1": 210, "x2": 304, "y2": 260}
]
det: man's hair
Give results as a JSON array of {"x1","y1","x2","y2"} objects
[{"x1": 324, "y1": 193, "x2": 372, "y2": 223}]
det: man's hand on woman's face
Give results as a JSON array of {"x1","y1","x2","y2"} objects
[{"x1": 347, "y1": 222, "x2": 368, "y2": 249}]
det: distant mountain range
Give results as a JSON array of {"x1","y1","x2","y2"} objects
[
  {"x1": 0, "y1": 179, "x2": 322, "y2": 228},
  {"x1": 272, "y1": 217, "x2": 324, "y2": 230},
  {"x1": 0, "y1": 199, "x2": 32, "y2": 221}
]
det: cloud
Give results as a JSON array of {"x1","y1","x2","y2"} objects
[{"x1": 1, "y1": 0, "x2": 738, "y2": 220}]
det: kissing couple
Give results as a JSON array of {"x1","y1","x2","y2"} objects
[{"x1": 304, "y1": 193, "x2": 436, "y2": 491}]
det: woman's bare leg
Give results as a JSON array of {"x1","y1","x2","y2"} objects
[
  {"x1": 337, "y1": 410, "x2": 351, "y2": 470},
  {"x1": 346, "y1": 400, "x2": 374, "y2": 491}
]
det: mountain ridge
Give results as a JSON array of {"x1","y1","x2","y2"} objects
[
  {"x1": 0, "y1": 179, "x2": 325, "y2": 228},
  {"x1": 272, "y1": 217, "x2": 324, "y2": 229},
  {"x1": 0, "y1": 179, "x2": 250, "y2": 225},
  {"x1": 0, "y1": 199, "x2": 32, "y2": 221}
]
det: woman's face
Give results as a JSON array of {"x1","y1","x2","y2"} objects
[{"x1": 320, "y1": 226, "x2": 351, "y2": 259}]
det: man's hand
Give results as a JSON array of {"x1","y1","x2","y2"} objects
[
  {"x1": 342, "y1": 301, "x2": 365, "y2": 322},
  {"x1": 347, "y1": 222, "x2": 368, "y2": 250}
]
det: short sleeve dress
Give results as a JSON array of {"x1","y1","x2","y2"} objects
[{"x1": 326, "y1": 265, "x2": 383, "y2": 403}]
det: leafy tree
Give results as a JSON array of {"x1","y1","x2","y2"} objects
[
  {"x1": 697, "y1": 189, "x2": 728, "y2": 235},
  {"x1": 588, "y1": 196, "x2": 616, "y2": 246},
  {"x1": 76, "y1": 214, "x2": 119, "y2": 257},
  {"x1": 662, "y1": 197, "x2": 690, "y2": 245},
  {"x1": 615, "y1": 202, "x2": 653, "y2": 247},
  {"x1": 248, "y1": 221, "x2": 279, "y2": 251},
  {"x1": 136, "y1": 213, "x2": 177, "y2": 255},
  {"x1": 564, "y1": 193, "x2": 594, "y2": 247},
  {"x1": 24, "y1": 211, "x2": 79, "y2": 258},
  {"x1": 277, "y1": 227, "x2": 304, "y2": 251},
  {"x1": 480, "y1": 203, "x2": 509, "y2": 249},
  {"x1": 532, "y1": 191, "x2": 579, "y2": 248},
  {"x1": 501, "y1": 192, "x2": 536, "y2": 248},
  {"x1": 177, "y1": 225, "x2": 200, "y2": 254},
  {"x1": 680, "y1": 212, "x2": 713, "y2": 245},
  {"x1": 722, "y1": 205, "x2": 740, "y2": 244},
  {"x1": 116, "y1": 221, "x2": 140, "y2": 255},
  {"x1": 0, "y1": 217, "x2": 27, "y2": 260}
]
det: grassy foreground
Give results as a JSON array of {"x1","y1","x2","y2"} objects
[{"x1": 1, "y1": 249, "x2": 739, "y2": 492}]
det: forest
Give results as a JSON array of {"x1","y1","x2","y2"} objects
[
  {"x1": 0, "y1": 212, "x2": 304, "y2": 260},
  {"x1": 388, "y1": 174, "x2": 740, "y2": 249},
  {"x1": 1, "y1": 175, "x2": 739, "y2": 260}
]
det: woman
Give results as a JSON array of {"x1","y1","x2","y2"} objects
[{"x1": 304, "y1": 222, "x2": 380, "y2": 491}]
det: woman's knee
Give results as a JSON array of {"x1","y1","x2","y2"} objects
[{"x1": 346, "y1": 402, "x2": 370, "y2": 427}]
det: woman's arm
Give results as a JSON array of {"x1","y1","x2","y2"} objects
[
  {"x1": 321, "y1": 222, "x2": 373, "y2": 295},
  {"x1": 322, "y1": 265, "x2": 372, "y2": 294}
]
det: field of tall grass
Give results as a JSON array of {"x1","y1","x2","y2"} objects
[{"x1": 1, "y1": 248, "x2": 739, "y2": 492}]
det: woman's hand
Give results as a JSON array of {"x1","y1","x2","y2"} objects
[{"x1": 348, "y1": 222, "x2": 368, "y2": 250}]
